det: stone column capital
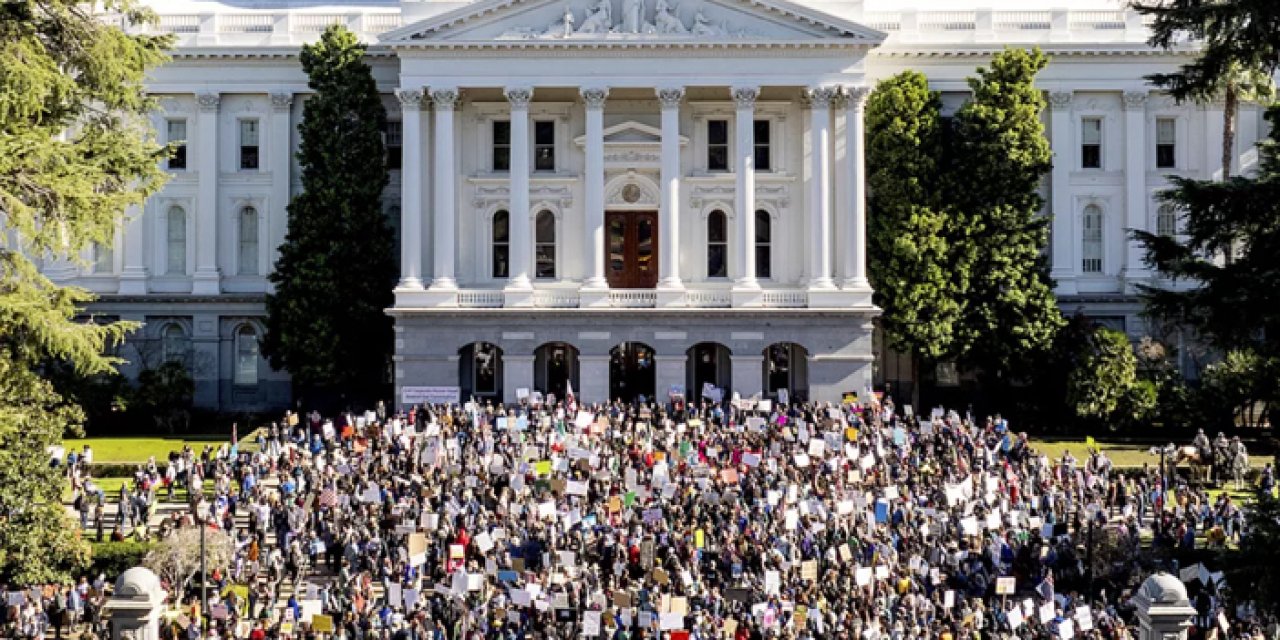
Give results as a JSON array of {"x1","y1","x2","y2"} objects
[
  {"x1": 804, "y1": 86, "x2": 838, "y2": 108},
  {"x1": 431, "y1": 88, "x2": 460, "y2": 111},
  {"x1": 394, "y1": 88, "x2": 425, "y2": 110},
  {"x1": 1049, "y1": 91, "x2": 1073, "y2": 111},
  {"x1": 1123, "y1": 90, "x2": 1148, "y2": 111},
  {"x1": 580, "y1": 87, "x2": 609, "y2": 109},
  {"x1": 269, "y1": 92, "x2": 293, "y2": 113},
  {"x1": 731, "y1": 86, "x2": 760, "y2": 110},
  {"x1": 843, "y1": 85, "x2": 870, "y2": 111},
  {"x1": 503, "y1": 87, "x2": 534, "y2": 109},
  {"x1": 656, "y1": 86, "x2": 685, "y2": 109},
  {"x1": 196, "y1": 92, "x2": 221, "y2": 113}
]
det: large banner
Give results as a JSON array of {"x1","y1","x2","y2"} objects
[{"x1": 401, "y1": 386, "x2": 461, "y2": 405}]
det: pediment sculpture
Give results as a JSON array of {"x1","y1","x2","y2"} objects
[{"x1": 499, "y1": 0, "x2": 747, "y2": 39}]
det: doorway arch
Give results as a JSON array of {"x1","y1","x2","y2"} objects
[
  {"x1": 762, "y1": 342, "x2": 809, "y2": 403},
  {"x1": 686, "y1": 342, "x2": 731, "y2": 403},
  {"x1": 609, "y1": 342, "x2": 655, "y2": 403},
  {"x1": 459, "y1": 342, "x2": 503, "y2": 401},
  {"x1": 534, "y1": 342, "x2": 579, "y2": 402}
]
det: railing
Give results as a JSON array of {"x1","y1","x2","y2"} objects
[
  {"x1": 761, "y1": 291, "x2": 808, "y2": 308},
  {"x1": 532, "y1": 291, "x2": 579, "y2": 308},
  {"x1": 993, "y1": 11, "x2": 1053, "y2": 31},
  {"x1": 608, "y1": 290, "x2": 657, "y2": 308},
  {"x1": 683, "y1": 290, "x2": 732, "y2": 308},
  {"x1": 293, "y1": 14, "x2": 348, "y2": 33},
  {"x1": 1070, "y1": 11, "x2": 1126, "y2": 30},
  {"x1": 457, "y1": 291, "x2": 504, "y2": 308},
  {"x1": 218, "y1": 14, "x2": 273, "y2": 33},
  {"x1": 863, "y1": 12, "x2": 901, "y2": 32},
  {"x1": 157, "y1": 14, "x2": 200, "y2": 33},
  {"x1": 364, "y1": 13, "x2": 403, "y2": 33},
  {"x1": 919, "y1": 11, "x2": 976, "y2": 32}
]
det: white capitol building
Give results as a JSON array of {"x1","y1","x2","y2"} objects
[{"x1": 61, "y1": 0, "x2": 1267, "y2": 410}]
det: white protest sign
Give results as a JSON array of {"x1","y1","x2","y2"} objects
[{"x1": 401, "y1": 386, "x2": 460, "y2": 405}]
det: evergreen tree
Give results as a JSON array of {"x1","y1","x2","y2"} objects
[
  {"x1": 950, "y1": 48, "x2": 1064, "y2": 380},
  {"x1": 1134, "y1": 106, "x2": 1280, "y2": 423},
  {"x1": 1066, "y1": 327, "x2": 1155, "y2": 425},
  {"x1": 264, "y1": 25, "x2": 396, "y2": 407},
  {"x1": 1133, "y1": 0, "x2": 1279, "y2": 178},
  {"x1": 0, "y1": 0, "x2": 171, "y2": 583},
  {"x1": 865, "y1": 72, "x2": 964, "y2": 404}
]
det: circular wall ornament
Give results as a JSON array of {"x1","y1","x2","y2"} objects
[{"x1": 621, "y1": 184, "x2": 642, "y2": 203}]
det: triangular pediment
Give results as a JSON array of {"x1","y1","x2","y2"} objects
[
  {"x1": 573, "y1": 121, "x2": 688, "y2": 146},
  {"x1": 381, "y1": 0, "x2": 885, "y2": 47}
]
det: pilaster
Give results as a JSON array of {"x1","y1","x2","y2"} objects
[{"x1": 193, "y1": 92, "x2": 221, "y2": 295}]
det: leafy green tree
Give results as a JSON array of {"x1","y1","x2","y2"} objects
[
  {"x1": 949, "y1": 48, "x2": 1065, "y2": 380},
  {"x1": 0, "y1": 0, "x2": 171, "y2": 583},
  {"x1": 865, "y1": 72, "x2": 964, "y2": 405},
  {"x1": 1198, "y1": 350, "x2": 1277, "y2": 428},
  {"x1": 1067, "y1": 328, "x2": 1154, "y2": 425},
  {"x1": 134, "y1": 361, "x2": 195, "y2": 434},
  {"x1": 1134, "y1": 106, "x2": 1280, "y2": 427},
  {"x1": 263, "y1": 25, "x2": 396, "y2": 408},
  {"x1": 1133, "y1": 0, "x2": 1279, "y2": 178}
]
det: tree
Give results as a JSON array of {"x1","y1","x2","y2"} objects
[
  {"x1": 949, "y1": 48, "x2": 1065, "y2": 380},
  {"x1": 0, "y1": 0, "x2": 170, "y2": 584},
  {"x1": 1133, "y1": 0, "x2": 1280, "y2": 178},
  {"x1": 865, "y1": 71, "x2": 965, "y2": 407},
  {"x1": 1133, "y1": 106, "x2": 1280, "y2": 427},
  {"x1": 1067, "y1": 327, "x2": 1155, "y2": 426},
  {"x1": 263, "y1": 25, "x2": 396, "y2": 408},
  {"x1": 144, "y1": 527, "x2": 234, "y2": 597},
  {"x1": 1219, "y1": 486, "x2": 1280, "y2": 616}
]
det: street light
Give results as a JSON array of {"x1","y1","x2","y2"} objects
[{"x1": 1147, "y1": 443, "x2": 1177, "y2": 537}]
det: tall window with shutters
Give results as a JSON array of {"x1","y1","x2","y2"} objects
[
  {"x1": 755, "y1": 210, "x2": 772, "y2": 279},
  {"x1": 238, "y1": 206, "x2": 259, "y2": 276},
  {"x1": 707, "y1": 210, "x2": 728, "y2": 278},
  {"x1": 166, "y1": 206, "x2": 186, "y2": 275},
  {"x1": 492, "y1": 210, "x2": 510, "y2": 279},
  {"x1": 1081, "y1": 204, "x2": 1104, "y2": 273},
  {"x1": 535, "y1": 210, "x2": 556, "y2": 279}
]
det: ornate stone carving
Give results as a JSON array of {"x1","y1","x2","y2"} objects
[
  {"x1": 654, "y1": 0, "x2": 687, "y2": 34},
  {"x1": 656, "y1": 87, "x2": 685, "y2": 109},
  {"x1": 576, "y1": 0, "x2": 612, "y2": 34},
  {"x1": 503, "y1": 87, "x2": 533, "y2": 108},
  {"x1": 394, "y1": 88, "x2": 424, "y2": 109},
  {"x1": 497, "y1": 0, "x2": 752, "y2": 39},
  {"x1": 731, "y1": 86, "x2": 759, "y2": 110},
  {"x1": 1123, "y1": 91, "x2": 1148, "y2": 110},
  {"x1": 1049, "y1": 91, "x2": 1073, "y2": 111},
  {"x1": 580, "y1": 87, "x2": 609, "y2": 109},
  {"x1": 270, "y1": 92, "x2": 293, "y2": 112},
  {"x1": 196, "y1": 92, "x2": 220, "y2": 112},
  {"x1": 431, "y1": 89, "x2": 460, "y2": 110},
  {"x1": 844, "y1": 86, "x2": 870, "y2": 111},
  {"x1": 805, "y1": 86, "x2": 838, "y2": 108}
]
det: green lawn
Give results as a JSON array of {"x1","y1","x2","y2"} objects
[
  {"x1": 1026, "y1": 436, "x2": 1274, "y2": 470},
  {"x1": 65, "y1": 476, "x2": 217, "y2": 504},
  {"x1": 65, "y1": 430, "x2": 261, "y2": 464}
]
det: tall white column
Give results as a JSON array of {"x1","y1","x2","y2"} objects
[
  {"x1": 806, "y1": 86, "x2": 836, "y2": 290},
  {"x1": 395, "y1": 88, "x2": 425, "y2": 290},
  {"x1": 581, "y1": 87, "x2": 609, "y2": 292},
  {"x1": 1048, "y1": 91, "x2": 1075, "y2": 294},
  {"x1": 732, "y1": 86, "x2": 760, "y2": 290},
  {"x1": 504, "y1": 87, "x2": 534, "y2": 290},
  {"x1": 193, "y1": 92, "x2": 221, "y2": 295},
  {"x1": 430, "y1": 88, "x2": 459, "y2": 290},
  {"x1": 268, "y1": 92, "x2": 293, "y2": 292},
  {"x1": 1122, "y1": 90, "x2": 1149, "y2": 283},
  {"x1": 842, "y1": 86, "x2": 871, "y2": 290},
  {"x1": 656, "y1": 87, "x2": 685, "y2": 290},
  {"x1": 118, "y1": 203, "x2": 147, "y2": 294}
]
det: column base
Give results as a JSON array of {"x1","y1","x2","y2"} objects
[
  {"x1": 118, "y1": 268, "x2": 149, "y2": 295},
  {"x1": 841, "y1": 277, "x2": 871, "y2": 291},
  {"x1": 657, "y1": 277, "x2": 685, "y2": 291},
  {"x1": 192, "y1": 269, "x2": 221, "y2": 295},
  {"x1": 429, "y1": 277, "x2": 458, "y2": 291},
  {"x1": 806, "y1": 277, "x2": 837, "y2": 292},
  {"x1": 397, "y1": 276, "x2": 425, "y2": 291}
]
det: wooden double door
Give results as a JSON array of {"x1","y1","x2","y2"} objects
[{"x1": 606, "y1": 211, "x2": 658, "y2": 289}]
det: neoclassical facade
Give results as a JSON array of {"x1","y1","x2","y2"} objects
[{"x1": 60, "y1": 0, "x2": 1268, "y2": 409}]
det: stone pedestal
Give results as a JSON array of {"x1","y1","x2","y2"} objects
[
  {"x1": 1133, "y1": 573, "x2": 1196, "y2": 640},
  {"x1": 104, "y1": 567, "x2": 166, "y2": 640}
]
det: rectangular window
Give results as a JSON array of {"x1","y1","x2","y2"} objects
[
  {"x1": 753, "y1": 119, "x2": 771, "y2": 172},
  {"x1": 166, "y1": 119, "x2": 187, "y2": 170},
  {"x1": 1156, "y1": 118, "x2": 1176, "y2": 169},
  {"x1": 93, "y1": 241, "x2": 113, "y2": 274},
  {"x1": 166, "y1": 207, "x2": 186, "y2": 275},
  {"x1": 707, "y1": 120, "x2": 729, "y2": 171},
  {"x1": 534, "y1": 120, "x2": 555, "y2": 171},
  {"x1": 1082, "y1": 206, "x2": 1104, "y2": 273},
  {"x1": 239, "y1": 119, "x2": 259, "y2": 170},
  {"x1": 492, "y1": 120, "x2": 511, "y2": 172},
  {"x1": 1081, "y1": 117, "x2": 1102, "y2": 169},
  {"x1": 234, "y1": 329, "x2": 259, "y2": 386},
  {"x1": 385, "y1": 121, "x2": 403, "y2": 170}
]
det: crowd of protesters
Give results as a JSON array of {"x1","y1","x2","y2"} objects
[{"x1": 7, "y1": 391, "x2": 1280, "y2": 640}]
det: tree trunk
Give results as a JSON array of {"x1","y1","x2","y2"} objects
[
  {"x1": 910, "y1": 354, "x2": 922, "y2": 414},
  {"x1": 1222, "y1": 84, "x2": 1237, "y2": 181}
]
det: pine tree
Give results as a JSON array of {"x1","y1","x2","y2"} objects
[
  {"x1": 950, "y1": 47, "x2": 1065, "y2": 381},
  {"x1": 263, "y1": 25, "x2": 396, "y2": 408},
  {"x1": 865, "y1": 72, "x2": 964, "y2": 405},
  {"x1": 0, "y1": 0, "x2": 171, "y2": 583}
]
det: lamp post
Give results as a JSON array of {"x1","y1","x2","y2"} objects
[
  {"x1": 1148, "y1": 443, "x2": 1177, "y2": 537},
  {"x1": 1084, "y1": 502, "x2": 1100, "y2": 599}
]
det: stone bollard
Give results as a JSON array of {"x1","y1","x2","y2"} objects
[
  {"x1": 1132, "y1": 572, "x2": 1197, "y2": 640},
  {"x1": 102, "y1": 567, "x2": 166, "y2": 640}
]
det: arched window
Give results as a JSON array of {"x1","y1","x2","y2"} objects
[
  {"x1": 234, "y1": 325, "x2": 259, "y2": 386},
  {"x1": 535, "y1": 210, "x2": 556, "y2": 279},
  {"x1": 492, "y1": 210, "x2": 509, "y2": 279},
  {"x1": 1156, "y1": 204, "x2": 1178, "y2": 237},
  {"x1": 707, "y1": 210, "x2": 728, "y2": 278},
  {"x1": 166, "y1": 206, "x2": 186, "y2": 275},
  {"x1": 162, "y1": 324, "x2": 188, "y2": 364},
  {"x1": 755, "y1": 209, "x2": 772, "y2": 279},
  {"x1": 238, "y1": 206, "x2": 259, "y2": 276},
  {"x1": 1081, "y1": 204, "x2": 1103, "y2": 274},
  {"x1": 92, "y1": 240, "x2": 113, "y2": 274}
]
